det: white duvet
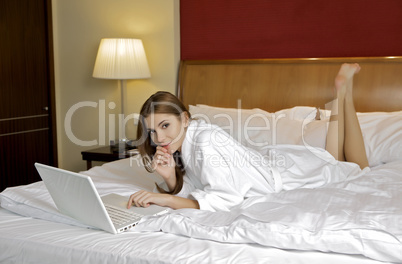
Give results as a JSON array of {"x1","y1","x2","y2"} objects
[
  {"x1": 133, "y1": 161, "x2": 402, "y2": 263},
  {"x1": 1, "y1": 159, "x2": 402, "y2": 263}
]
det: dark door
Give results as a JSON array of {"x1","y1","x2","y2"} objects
[{"x1": 0, "y1": 0, "x2": 57, "y2": 191}]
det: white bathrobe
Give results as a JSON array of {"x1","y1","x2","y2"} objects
[{"x1": 176, "y1": 119, "x2": 368, "y2": 212}]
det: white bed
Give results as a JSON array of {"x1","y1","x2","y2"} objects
[{"x1": 1, "y1": 58, "x2": 402, "y2": 263}]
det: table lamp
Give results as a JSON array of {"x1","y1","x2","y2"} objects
[{"x1": 93, "y1": 38, "x2": 150, "y2": 150}]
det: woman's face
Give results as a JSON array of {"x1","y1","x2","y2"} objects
[{"x1": 145, "y1": 112, "x2": 189, "y2": 153}]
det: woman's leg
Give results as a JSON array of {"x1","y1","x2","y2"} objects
[
  {"x1": 343, "y1": 66, "x2": 369, "y2": 169},
  {"x1": 326, "y1": 69, "x2": 347, "y2": 161},
  {"x1": 326, "y1": 63, "x2": 369, "y2": 169}
]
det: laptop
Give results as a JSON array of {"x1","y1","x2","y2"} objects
[{"x1": 35, "y1": 163, "x2": 170, "y2": 234}]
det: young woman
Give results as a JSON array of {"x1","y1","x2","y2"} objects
[{"x1": 127, "y1": 63, "x2": 369, "y2": 212}]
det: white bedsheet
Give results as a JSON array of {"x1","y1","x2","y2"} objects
[
  {"x1": 0, "y1": 208, "x2": 385, "y2": 264},
  {"x1": 1, "y1": 158, "x2": 401, "y2": 263},
  {"x1": 0, "y1": 158, "x2": 163, "y2": 229},
  {"x1": 135, "y1": 161, "x2": 402, "y2": 262}
]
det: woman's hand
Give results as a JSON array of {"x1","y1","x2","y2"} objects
[
  {"x1": 152, "y1": 146, "x2": 177, "y2": 190},
  {"x1": 127, "y1": 190, "x2": 170, "y2": 208},
  {"x1": 127, "y1": 190, "x2": 200, "y2": 210}
]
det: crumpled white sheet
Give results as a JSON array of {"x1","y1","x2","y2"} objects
[
  {"x1": 1, "y1": 158, "x2": 402, "y2": 263},
  {"x1": 0, "y1": 158, "x2": 163, "y2": 229},
  {"x1": 134, "y1": 161, "x2": 402, "y2": 263}
]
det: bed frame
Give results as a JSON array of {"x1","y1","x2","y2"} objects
[{"x1": 178, "y1": 57, "x2": 402, "y2": 113}]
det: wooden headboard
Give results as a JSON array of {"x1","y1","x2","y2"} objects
[{"x1": 178, "y1": 57, "x2": 402, "y2": 113}]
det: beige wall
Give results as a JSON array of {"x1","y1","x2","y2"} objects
[{"x1": 52, "y1": 0, "x2": 180, "y2": 171}]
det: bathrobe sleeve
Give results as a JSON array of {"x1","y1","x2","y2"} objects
[{"x1": 187, "y1": 131, "x2": 252, "y2": 212}]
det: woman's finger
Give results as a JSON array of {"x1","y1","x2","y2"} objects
[
  {"x1": 136, "y1": 191, "x2": 151, "y2": 207},
  {"x1": 155, "y1": 146, "x2": 168, "y2": 155},
  {"x1": 153, "y1": 153, "x2": 171, "y2": 167},
  {"x1": 135, "y1": 191, "x2": 155, "y2": 207},
  {"x1": 137, "y1": 194, "x2": 152, "y2": 207},
  {"x1": 137, "y1": 191, "x2": 157, "y2": 207},
  {"x1": 127, "y1": 190, "x2": 147, "y2": 208},
  {"x1": 127, "y1": 193, "x2": 138, "y2": 208}
]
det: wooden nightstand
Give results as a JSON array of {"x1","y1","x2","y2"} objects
[{"x1": 81, "y1": 146, "x2": 138, "y2": 170}]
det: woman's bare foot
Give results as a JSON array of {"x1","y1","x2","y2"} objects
[{"x1": 335, "y1": 63, "x2": 360, "y2": 98}]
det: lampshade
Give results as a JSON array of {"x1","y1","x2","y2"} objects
[{"x1": 93, "y1": 38, "x2": 151, "y2": 79}]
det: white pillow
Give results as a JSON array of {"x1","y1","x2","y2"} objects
[
  {"x1": 190, "y1": 105, "x2": 402, "y2": 166},
  {"x1": 189, "y1": 105, "x2": 273, "y2": 149},
  {"x1": 275, "y1": 107, "x2": 330, "y2": 151},
  {"x1": 358, "y1": 111, "x2": 402, "y2": 166},
  {"x1": 298, "y1": 110, "x2": 402, "y2": 167},
  {"x1": 195, "y1": 104, "x2": 261, "y2": 114},
  {"x1": 274, "y1": 106, "x2": 318, "y2": 145},
  {"x1": 299, "y1": 120, "x2": 328, "y2": 150},
  {"x1": 275, "y1": 106, "x2": 319, "y2": 120},
  {"x1": 190, "y1": 105, "x2": 321, "y2": 149},
  {"x1": 190, "y1": 105, "x2": 321, "y2": 148}
]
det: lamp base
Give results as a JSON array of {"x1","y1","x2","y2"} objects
[{"x1": 110, "y1": 139, "x2": 137, "y2": 153}]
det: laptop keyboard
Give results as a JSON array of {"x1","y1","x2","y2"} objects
[{"x1": 104, "y1": 204, "x2": 143, "y2": 225}]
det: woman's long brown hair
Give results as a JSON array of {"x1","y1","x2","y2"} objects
[{"x1": 136, "y1": 91, "x2": 191, "y2": 195}]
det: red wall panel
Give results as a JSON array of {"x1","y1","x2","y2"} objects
[{"x1": 180, "y1": 0, "x2": 402, "y2": 59}]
